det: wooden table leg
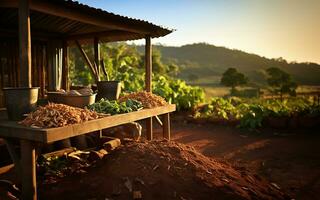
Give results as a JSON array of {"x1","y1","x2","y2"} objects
[
  {"x1": 163, "y1": 113, "x2": 170, "y2": 140},
  {"x1": 20, "y1": 139, "x2": 37, "y2": 200},
  {"x1": 4, "y1": 139, "x2": 22, "y2": 180},
  {"x1": 146, "y1": 117, "x2": 153, "y2": 140}
]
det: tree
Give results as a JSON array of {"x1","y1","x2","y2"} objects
[
  {"x1": 266, "y1": 67, "x2": 297, "y2": 100},
  {"x1": 220, "y1": 68, "x2": 248, "y2": 93}
]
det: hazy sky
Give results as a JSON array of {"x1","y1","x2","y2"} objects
[{"x1": 78, "y1": 0, "x2": 320, "y2": 64}]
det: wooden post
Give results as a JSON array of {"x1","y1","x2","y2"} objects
[
  {"x1": 145, "y1": 36, "x2": 153, "y2": 140},
  {"x1": 163, "y1": 113, "x2": 170, "y2": 140},
  {"x1": 94, "y1": 37, "x2": 100, "y2": 81},
  {"x1": 20, "y1": 139, "x2": 37, "y2": 200},
  {"x1": 62, "y1": 41, "x2": 69, "y2": 91},
  {"x1": 145, "y1": 36, "x2": 152, "y2": 92},
  {"x1": 19, "y1": 0, "x2": 32, "y2": 87}
]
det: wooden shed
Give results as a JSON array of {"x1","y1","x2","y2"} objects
[
  {"x1": 0, "y1": 0, "x2": 174, "y2": 199},
  {"x1": 0, "y1": 0, "x2": 172, "y2": 99}
]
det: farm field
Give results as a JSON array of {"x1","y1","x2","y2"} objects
[
  {"x1": 0, "y1": 120, "x2": 318, "y2": 199},
  {"x1": 200, "y1": 85, "x2": 320, "y2": 99}
]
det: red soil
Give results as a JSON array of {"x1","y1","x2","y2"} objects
[{"x1": 39, "y1": 140, "x2": 288, "y2": 200}]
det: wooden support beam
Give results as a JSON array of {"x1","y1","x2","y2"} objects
[
  {"x1": 20, "y1": 139, "x2": 37, "y2": 200},
  {"x1": 146, "y1": 117, "x2": 153, "y2": 140},
  {"x1": 75, "y1": 40, "x2": 98, "y2": 82},
  {"x1": 145, "y1": 36, "x2": 153, "y2": 140},
  {"x1": 62, "y1": 41, "x2": 69, "y2": 90},
  {"x1": 145, "y1": 36, "x2": 152, "y2": 92},
  {"x1": 163, "y1": 113, "x2": 170, "y2": 140},
  {"x1": 19, "y1": 0, "x2": 32, "y2": 87},
  {"x1": 94, "y1": 37, "x2": 100, "y2": 81}
]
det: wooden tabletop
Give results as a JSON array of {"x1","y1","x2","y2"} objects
[{"x1": 0, "y1": 104, "x2": 176, "y2": 143}]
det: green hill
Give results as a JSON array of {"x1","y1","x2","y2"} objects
[{"x1": 137, "y1": 43, "x2": 320, "y2": 86}]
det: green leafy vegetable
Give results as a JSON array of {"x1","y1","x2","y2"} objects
[{"x1": 87, "y1": 99, "x2": 143, "y2": 115}]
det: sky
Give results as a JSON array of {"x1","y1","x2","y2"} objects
[{"x1": 78, "y1": 0, "x2": 320, "y2": 64}]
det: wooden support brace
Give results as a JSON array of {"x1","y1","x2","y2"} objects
[
  {"x1": 155, "y1": 115, "x2": 163, "y2": 126},
  {"x1": 75, "y1": 40, "x2": 98, "y2": 81}
]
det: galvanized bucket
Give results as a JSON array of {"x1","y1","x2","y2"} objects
[{"x1": 3, "y1": 87, "x2": 39, "y2": 121}]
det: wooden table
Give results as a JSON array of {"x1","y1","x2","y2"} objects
[{"x1": 0, "y1": 104, "x2": 176, "y2": 200}]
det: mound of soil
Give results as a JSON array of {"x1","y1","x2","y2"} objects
[{"x1": 39, "y1": 140, "x2": 290, "y2": 200}]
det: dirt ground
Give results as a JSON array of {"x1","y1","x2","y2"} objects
[
  {"x1": 166, "y1": 119, "x2": 320, "y2": 200},
  {"x1": 0, "y1": 118, "x2": 319, "y2": 200}
]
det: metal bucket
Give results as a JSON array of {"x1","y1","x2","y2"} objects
[
  {"x1": 47, "y1": 92, "x2": 96, "y2": 108},
  {"x1": 3, "y1": 87, "x2": 39, "y2": 121},
  {"x1": 97, "y1": 81, "x2": 121, "y2": 101}
]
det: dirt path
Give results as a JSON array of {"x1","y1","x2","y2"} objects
[{"x1": 164, "y1": 121, "x2": 320, "y2": 200}]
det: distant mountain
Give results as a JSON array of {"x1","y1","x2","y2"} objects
[{"x1": 136, "y1": 43, "x2": 320, "y2": 86}]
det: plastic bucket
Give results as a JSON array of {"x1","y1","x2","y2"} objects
[{"x1": 3, "y1": 87, "x2": 39, "y2": 121}]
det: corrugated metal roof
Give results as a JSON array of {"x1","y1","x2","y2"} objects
[{"x1": 0, "y1": 0, "x2": 173, "y2": 42}]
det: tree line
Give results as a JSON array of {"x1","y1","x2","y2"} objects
[{"x1": 220, "y1": 67, "x2": 297, "y2": 99}]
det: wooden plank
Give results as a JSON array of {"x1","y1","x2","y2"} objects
[
  {"x1": 66, "y1": 30, "x2": 140, "y2": 41},
  {"x1": 20, "y1": 139, "x2": 37, "y2": 200},
  {"x1": 19, "y1": 0, "x2": 32, "y2": 88},
  {"x1": 0, "y1": 104, "x2": 176, "y2": 143},
  {"x1": 145, "y1": 36, "x2": 152, "y2": 93},
  {"x1": 162, "y1": 113, "x2": 170, "y2": 140}
]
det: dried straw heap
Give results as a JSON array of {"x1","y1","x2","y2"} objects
[
  {"x1": 119, "y1": 91, "x2": 168, "y2": 108},
  {"x1": 20, "y1": 103, "x2": 99, "y2": 128}
]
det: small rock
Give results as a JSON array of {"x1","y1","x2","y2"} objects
[
  {"x1": 271, "y1": 182, "x2": 281, "y2": 190},
  {"x1": 152, "y1": 165, "x2": 159, "y2": 171},
  {"x1": 88, "y1": 151, "x2": 104, "y2": 162},
  {"x1": 103, "y1": 138, "x2": 121, "y2": 151},
  {"x1": 133, "y1": 191, "x2": 142, "y2": 199},
  {"x1": 242, "y1": 186, "x2": 249, "y2": 191},
  {"x1": 134, "y1": 177, "x2": 145, "y2": 185},
  {"x1": 222, "y1": 178, "x2": 229, "y2": 183}
]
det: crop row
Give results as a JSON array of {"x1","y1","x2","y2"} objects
[{"x1": 193, "y1": 97, "x2": 320, "y2": 129}]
